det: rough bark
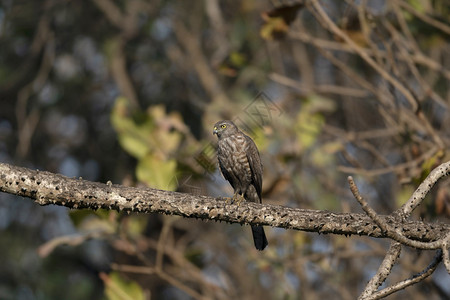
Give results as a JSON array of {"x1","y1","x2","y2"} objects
[{"x1": 0, "y1": 162, "x2": 448, "y2": 245}]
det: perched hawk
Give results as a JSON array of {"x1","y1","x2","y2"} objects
[{"x1": 213, "y1": 120, "x2": 268, "y2": 251}]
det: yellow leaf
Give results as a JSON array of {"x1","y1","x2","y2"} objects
[
  {"x1": 230, "y1": 51, "x2": 247, "y2": 67},
  {"x1": 296, "y1": 112, "x2": 324, "y2": 150},
  {"x1": 104, "y1": 272, "x2": 144, "y2": 300},
  {"x1": 295, "y1": 95, "x2": 336, "y2": 151},
  {"x1": 111, "y1": 97, "x2": 153, "y2": 159},
  {"x1": 136, "y1": 154, "x2": 177, "y2": 190},
  {"x1": 251, "y1": 126, "x2": 270, "y2": 152},
  {"x1": 117, "y1": 133, "x2": 150, "y2": 159},
  {"x1": 260, "y1": 17, "x2": 289, "y2": 40},
  {"x1": 125, "y1": 215, "x2": 148, "y2": 239}
]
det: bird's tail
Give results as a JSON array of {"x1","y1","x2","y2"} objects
[{"x1": 251, "y1": 225, "x2": 268, "y2": 251}]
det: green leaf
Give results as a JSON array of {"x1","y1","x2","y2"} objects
[
  {"x1": 136, "y1": 154, "x2": 177, "y2": 190},
  {"x1": 230, "y1": 51, "x2": 247, "y2": 67},
  {"x1": 415, "y1": 150, "x2": 444, "y2": 184},
  {"x1": 111, "y1": 97, "x2": 153, "y2": 159},
  {"x1": 104, "y1": 272, "x2": 144, "y2": 300},
  {"x1": 296, "y1": 112, "x2": 324, "y2": 150},
  {"x1": 69, "y1": 210, "x2": 97, "y2": 227},
  {"x1": 111, "y1": 98, "x2": 183, "y2": 160},
  {"x1": 125, "y1": 215, "x2": 149, "y2": 239},
  {"x1": 69, "y1": 209, "x2": 118, "y2": 233},
  {"x1": 310, "y1": 142, "x2": 340, "y2": 168},
  {"x1": 251, "y1": 126, "x2": 270, "y2": 153},
  {"x1": 111, "y1": 98, "x2": 184, "y2": 189},
  {"x1": 295, "y1": 95, "x2": 336, "y2": 151},
  {"x1": 260, "y1": 16, "x2": 289, "y2": 40}
]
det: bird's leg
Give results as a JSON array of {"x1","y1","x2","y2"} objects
[
  {"x1": 222, "y1": 196, "x2": 233, "y2": 204},
  {"x1": 233, "y1": 193, "x2": 245, "y2": 206},
  {"x1": 224, "y1": 192, "x2": 238, "y2": 204},
  {"x1": 224, "y1": 192, "x2": 245, "y2": 205},
  {"x1": 228, "y1": 191, "x2": 240, "y2": 204}
]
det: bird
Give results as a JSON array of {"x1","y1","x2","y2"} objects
[{"x1": 213, "y1": 120, "x2": 268, "y2": 251}]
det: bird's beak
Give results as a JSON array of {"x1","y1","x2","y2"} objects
[{"x1": 213, "y1": 127, "x2": 218, "y2": 135}]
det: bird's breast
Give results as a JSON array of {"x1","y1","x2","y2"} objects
[{"x1": 218, "y1": 135, "x2": 251, "y2": 176}]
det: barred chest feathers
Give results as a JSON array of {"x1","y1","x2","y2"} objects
[{"x1": 217, "y1": 135, "x2": 251, "y2": 179}]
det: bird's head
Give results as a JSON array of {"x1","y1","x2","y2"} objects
[{"x1": 213, "y1": 120, "x2": 238, "y2": 138}]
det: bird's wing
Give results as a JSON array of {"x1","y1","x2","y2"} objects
[
  {"x1": 245, "y1": 135, "x2": 263, "y2": 201},
  {"x1": 219, "y1": 161, "x2": 235, "y2": 189},
  {"x1": 217, "y1": 143, "x2": 236, "y2": 189}
]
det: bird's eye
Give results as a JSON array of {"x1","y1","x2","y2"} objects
[
  {"x1": 221, "y1": 124, "x2": 226, "y2": 129},
  {"x1": 214, "y1": 126, "x2": 217, "y2": 130}
]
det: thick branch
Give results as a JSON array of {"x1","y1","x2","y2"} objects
[
  {"x1": 0, "y1": 163, "x2": 448, "y2": 244},
  {"x1": 349, "y1": 176, "x2": 446, "y2": 250}
]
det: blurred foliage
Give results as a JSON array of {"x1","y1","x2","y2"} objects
[
  {"x1": 69, "y1": 209, "x2": 118, "y2": 237},
  {"x1": 0, "y1": 0, "x2": 449, "y2": 299},
  {"x1": 260, "y1": 3, "x2": 304, "y2": 40},
  {"x1": 295, "y1": 95, "x2": 336, "y2": 152},
  {"x1": 103, "y1": 272, "x2": 144, "y2": 300},
  {"x1": 111, "y1": 97, "x2": 182, "y2": 190}
]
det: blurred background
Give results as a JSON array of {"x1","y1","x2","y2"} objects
[{"x1": 0, "y1": 0, "x2": 449, "y2": 299}]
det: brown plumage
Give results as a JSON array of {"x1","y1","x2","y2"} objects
[{"x1": 213, "y1": 120, "x2": 268, "y2": 251}]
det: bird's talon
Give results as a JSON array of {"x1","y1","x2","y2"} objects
[
  {"x1": 223, "y1": 197, "x2": 233, "y2": 204},
  {"x1": 230, "y1": 192, "x2": 239, "y2": 204},
  {"x1": 234, "y1": 194, "x2": 245, "y2": 206}
]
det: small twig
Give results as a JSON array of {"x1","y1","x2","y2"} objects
[
  {"x1": 155, "y1": 217, "x2": 174, "y2": 272},
  {"x1": 398, "y1": 0, "x2": 450, "y2": 35},
  {"x1": 269, "y1": 73, "x2": 369, "y2": 98},
  {"x1": 116, "y1": 237, "x2": 224, "y2": 296},
  {"x1": 37, "y1": 231, "x2": 107, "y2": 258},
  {"x1": 111, "y1": 263, "x2": 208, "y2": 300},
  {"x1": 316, "y1": 48, "x2": 390, "y2": 105},
  {"x1": 310, "y1": 0, "x2": 420, "y2": 112},
  {"x1": 99, "y1": 272, "x2": 136, "y2": 300},
  {"x1": 93, "y1": 0, "x2": 124, "y2": 28},
  {"x1": 338, "y1": 147, "x2": 439, "y2": 177},
  {"x1": 289, "y1": 30, "x2": 450, "y2": 81},
  {"x1": 16, "y1": 35, "x2": 54, "y2": 158},
  {"x1": 384, "y1": 15, "x2": 447, "y2": 108},
  {"x1": 173, "y1": 20, "x2": 230, "y2": 104}
]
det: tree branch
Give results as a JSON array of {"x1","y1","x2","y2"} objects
[
  {"x1": 0, "y1": 162, "x2": 448, "y2": 244},
  {"x1": 358, "y1": 242, "x2": 402, "y2": 299},
  {"x1": 348, "y1": 160, "x2": 450, "y2": 298},
  {"x1": 349, "y1": 176, "x2": 447, "y2": 250},
  {"x1": 365, "y1": 249, "x2": 443, "y2": 300},
  {"x1": 400, "y1": 161, "x2": 450, "y2": 217}
]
